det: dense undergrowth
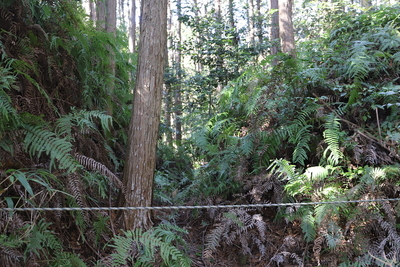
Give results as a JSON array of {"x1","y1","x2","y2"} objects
[{"x1": 0, "y1": 0, "x2": 400, "y2": 266}]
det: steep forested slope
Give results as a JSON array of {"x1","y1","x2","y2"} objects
[
  {"x1": 1, "y1": 1, "x2": 400, "y2": 266},
  {"x1": 185, "y1": 4, "x2": 400, "y2": 266},
  {"x1": 0, "y1": 1, "x2": 132, "y2": 265}
]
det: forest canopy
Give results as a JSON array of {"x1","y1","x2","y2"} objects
[{"x1": 0, "y1": 0, "x2": 400, "y2": 266}]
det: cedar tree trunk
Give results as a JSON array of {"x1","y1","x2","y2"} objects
[{"x1": 121, "y1": 0, "x2": 167, "y2": 230}]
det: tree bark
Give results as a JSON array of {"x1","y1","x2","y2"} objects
[
  {"x1": 120, "y1": 0, "x2": 167, "y2": 230},
  {"x1": 270, "y1": 0, "x2": 280, "y2": 65},
  {"x1": 278, "y1": 0, "x2": 296, "y2": 57},
  {"x1": 192, "y1": 0, "x2": 203, "y2": 72},
  {"x1": 163, "y1": 2, "x2": 173, "y2": 147},
  {"x1": 129, "y1": 0, "x2": 136, "y2": 53},
  {"x1": 247, "y1": 0, "x2": 255, "y2": 46},
  {"x1": 96, "y1": 0, "x2": 106, "y2": 30},
  {"x1": 228, "y1": 0, "x2": 239, "y2": 74},
  {"x1": 174, "y1": 0, "x2": 182, "y2": 145},
  {"x1": 255, "y1": 0, "x2": 262, "y2": 44},
  {"x1": 106, "y1": 0, "x2": 116, "y2": 117},
  {"x1": 89, "y1": 0, "x2": 96, "y2": 23}
]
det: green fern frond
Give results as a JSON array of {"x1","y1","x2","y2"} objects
[
  {"x1": 269, "y1": 159, "x2": 302, "y2": 183},
  {"x1": 269, "y1": 159, "x2": 314, "y2": 196},
  {"x1": 56, "y1": 109, "x2": 112, "y2": 138},
  {"x1": 244, "y1": 84, "x2": 264, "y2": 116},
  {"x1": 0, "y1": 75, "x2": 20, "y2": 132},
  {"x1": 392, "y1": 51, "x2": 400, "y2": 65},
  {"x1": 52, "y1": 252, "x2": 87, "y2": 267},
  {"x1": 304, "y1": 166, "x2": 330, "y2": 182},
  {"x1": 346, "y1": 41, "x2": 375, "y2": 82},
  {"x1": 289, "y1": 124, "x2": 312, "y2": 166},
  {"x1": 253, "y1": 128, "x2": 286, "y2": 168},
  {"x1": 300, "y1": 67, "x2": 328, "y2": 86},
  {"x1": 301, "y1": 211, "x2": 316, "y2": 242},
  {"x1": 372, "y1": 26, "x2": 400, "y2": 52},
  {"x1": 24, "y1": 125, "x2": 79, "y2": 172},
  {"x1": 323, "y1": 221, "x2": 344, "y2": 249},
  {"x1": 322, "y1": 113, "x2": 344, "y2": 166},
  {"x1": 191, "y1": 127, "x2": 212, "y2": 153},
  {"x1": 111, "y1": 223, "x2": 190, "y2": 267},
  {"x1": 110, "y1": 233, "x2": 135, "y2": 266},
  {"x1": 238, "y1": 134, "x2": 253, "y2": 157},
  {"x1": 315, "y1": 203, "x2": 337, "y2": 225},
  {"x1": 26, "y1": 219, "x2": 62, "y2": 258}
]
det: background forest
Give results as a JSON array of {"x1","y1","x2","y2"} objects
[{"x1": 1, "y1": 0, "x2": 400, "y2": 266}]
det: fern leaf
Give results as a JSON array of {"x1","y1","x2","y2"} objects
[
  {"x1": 111, "y1": 224, "x2": 190, "y2": 267},
  {"x1": 74, "y1": 153, "x2": 126, "y2": 197},
  {"x1": 239, "y1": 134, "x2": 253, "y2": 157},
  {"x1": 204, "y1": 223, "x2": 226, "y2": 257},
  {"x1": 26, "y1": 219, "x2": 62, "y2": 257},
  {"x1": 301, "y1": 211, "x2": 316, "y2": 242},
  {"x1": 24, "y1": 125, "x2": 79, "y2": 172},
  {"x1": 322, "y1": 114, "x2": 344, "y2": 166},
  {"x1": 290, "y1": 124, "x2": 312, "y2": 166},
  {"x1": 111, "y1": 232, "x2": 135, "y2": 266},
  {"x1": 323, "y1": 221, "x2": 344, "y2": 249},
  {"x1": 346, "y1": 41, "x2": 375, "y2": 82}
]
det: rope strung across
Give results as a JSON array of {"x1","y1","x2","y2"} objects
[{"x1": 1, "y1": 198, "x2": 400, "y2": 212}]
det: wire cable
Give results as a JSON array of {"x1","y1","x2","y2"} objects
[{"x1": 1, "y1": 198, "x2": 400, "y2": 212}]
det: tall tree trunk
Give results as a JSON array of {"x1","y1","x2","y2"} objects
[
  {"x1": 255, "y1": 0, "x2": 262, "y2": 44},
  {"x1": 174, "y1": 0, "x2": 182, "y2": 145},
  {"x1": 163, "y1": 1, "x2": 173, "y2": 147},
  {"x1": 228, "y1": 0, "x2": 239, "y2": 74},
  {"x1": 247, "y1": 0, "x2": 255, "y2": 46},
  {"x1": 270, "y1": 0, "x2": 280, "y2": 65},
  {"x1": 96, "y1": 0, "x2": 106, "y2": 30},
  {"x1": 89, "y1": 0, "x2": 96, "y2": 23},
  {"x1": 164, "y1": 82, "x2": 173, "y2": 146},
  {"x1": 120, "y1": 0, "x2": 167, "y2": 230},
  {"x1": 192, "y1": 0, "x2": 203, "y2": 72},
  {"x1": 106, "y1": 0, "x2": 117, "y2": 116},
  {"x1": 129, "y1": 0, "x2": 136, "y2": 53},
  {"x1": 214, "y1": 0, "x2": 224, "y2": 92},
  {"x1": 278, "y1": 0, "x2": 295, "y2": 57}
]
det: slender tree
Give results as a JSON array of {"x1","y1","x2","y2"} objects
[
  {"x1": 96, "y1": 0, "x2": 106, "y2": 30},
  {"x1": 228, "y1": 0, "x2": 240, "y2": 74},
  {"x1": 192, "y1": 0, "x2": 203, "y2": 72},
  {"x1": 270, "y1": 0, "x2": 280, "y2": 62},
  {"x1": 120, "y1": 0, "x2": 168, "y2": 230},
  {"x1": 278, "y1": 0, "x2": 295, "y2": 57},
  {"x1": 174, "y1": 0, "x2": 183, "y2": 145},
  {"x1": 129, "y1": 0, "x2": 137, "y2": 53},
  {"x1": 214, "y1": 0, "x2": 224, "y2": 93},
  {"x1": 247, "y1": 0, "x2": 255, "y2": 46},
  {"x1": 163, "y1": 2, "x2": 174, "y2": 147},
  {"x1": 88, "y1": 0, "x2": 96, "y2": 22},
  {"x1": 255, "y1": 0, "x2": 262, "y2": 44},
  {"x1": 106, "y1": 0, "x2": 117, "y2": 116}
]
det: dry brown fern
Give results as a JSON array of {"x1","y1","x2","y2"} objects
[
  {"x1": 0, "y1": 246, "x2": 23, "y2": 267},
  {"x1": 203, "y1": 208, "x2": 268, "y2": 260},
  {"x1": 66, "y1": 172, "x2": 90, "y2": 222},
  {"x1": 74, "y1": 153, "x2": 126, "y2": 198}
]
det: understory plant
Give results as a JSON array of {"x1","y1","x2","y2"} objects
[{"x1": 109, "y1": 223, "x2": 191, "y2": 267}]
